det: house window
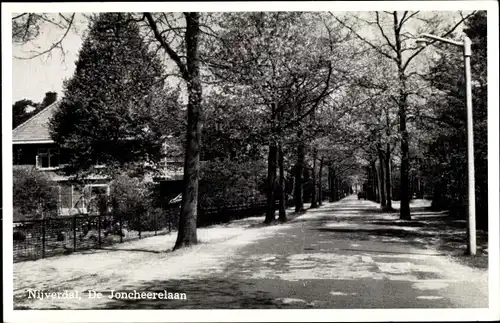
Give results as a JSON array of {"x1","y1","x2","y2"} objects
[{"x1": 36, "y1": 148, "x2": 59, "y2": 169}]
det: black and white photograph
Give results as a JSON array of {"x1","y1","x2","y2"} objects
[{"x1": 2, "y1": 1, "x2": 499, "y2": 322}]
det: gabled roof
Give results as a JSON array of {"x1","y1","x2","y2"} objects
[{"x1": 12, "y1": 101, "x2": 61, "y2": 144}]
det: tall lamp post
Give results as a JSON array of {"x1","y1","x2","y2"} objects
[{"x1": 416, "y1": 33, "x2": 476, "y2": 256}]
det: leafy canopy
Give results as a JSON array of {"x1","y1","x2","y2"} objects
[{"x1": 49, "y1": 13, "x2": 181, "y2": 177}]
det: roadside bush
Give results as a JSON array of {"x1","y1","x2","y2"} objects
[
  {"x1": 136, "y1": 207, "x2": 172, "y2": 231},
  {"x1": 13, "y1": 230, "x2": 26, "y2": 241},
  {"x1": 108, "y1": 174, "x2": 178, "y2": 232},
  {"x1": 199, "y1": 159, "x2": 267, "y2": 210},
  {"x1": 13, "y1": 167, "x2": 59, "y2": 221},
  {"x1": 109, "y1": 174, "x2": 150, "y2": 231}
]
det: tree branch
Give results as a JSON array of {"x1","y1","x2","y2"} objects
[
  {"x1": 12, "y1": 13, "x2": 27, "y2": 20},
  {"x1": 375, "y1": 11, "x2": 397, "y2": 54},
  {"x1": 331, "y1": 12, "x2": 397, "y2": 63},
  {"x1": 400, "y1": 11, "x2": 420, "y2": 28},
  {"x1": 144, "y1": 12, "x2": 189, "y2": 80},
  {"x1": 13, "y1": 13, "x2": 75, "y2": 60},
  {"x1": 402, "y1": 10, "x2": 477, "y2": 72}
]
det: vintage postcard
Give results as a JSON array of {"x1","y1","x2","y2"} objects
[{"x1": 2, "y1": 1, "x2": 499, "y2": 322}]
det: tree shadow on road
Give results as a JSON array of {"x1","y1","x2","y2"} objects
[
  {"x1": 316, "y1": 227, "x2": 434, "y2": 238},
  {"x1": 99, "y1": 278, "x2": 279, "y2": 309},
  {"x1": 312, "y1": 209, "x2": 488, "y2": 269},
  {"x1": 100, "y1": 247, "x2": 172, "y2": 254}
]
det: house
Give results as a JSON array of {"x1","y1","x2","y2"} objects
[{"x1": 12, "y1": 98, "x2": 183, "y2": 216}]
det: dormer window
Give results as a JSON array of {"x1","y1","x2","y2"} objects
[{"x1": 36, "y1": 148, "x2": 59, "y2": 169}]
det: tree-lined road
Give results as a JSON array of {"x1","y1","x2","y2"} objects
[{"x1": 103, "y1": 196, "x2": 488, "y2": 309}]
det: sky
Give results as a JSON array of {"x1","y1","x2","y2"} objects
[
  {"x1": 12, "y1": 14, "x2": 88, "y2": 103},
  {"x1": 11, "y1": 13, "x2": 185, "y2": 104},
  {"x1": 11, "y1": 11, "x2": 470, "y2": 104}
]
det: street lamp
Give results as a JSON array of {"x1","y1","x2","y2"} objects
[{"x1": 416, "y1": 33, "x2": 476, "y2": 256}]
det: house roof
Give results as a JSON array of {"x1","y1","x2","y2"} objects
[{"x1": 12, "y1": 101, "x2": 61, "y2": 144}]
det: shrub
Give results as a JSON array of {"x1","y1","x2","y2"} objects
[
  {"x1": 13, "y1": 167, "x2": 59, "y2": 221},
  {"x1": 199, "y1": 159, "x2": 267, "y2": 210},
  {"x1": 135, "y1": 207, "x2": 169, "y2": 231},
  {"x1": 109, "y1": 174, "x2": 149, "y2": 230},
  {"x1": 13, "y1": 230, "x2": 26, "y2": 241}
]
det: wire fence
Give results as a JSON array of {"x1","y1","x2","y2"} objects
[
  {"x1": 13, "y1": 206, "x2": 178, "y2": 262},
  {"x1": 13, "y1": 200, "x2": 291, "y2": 262}
]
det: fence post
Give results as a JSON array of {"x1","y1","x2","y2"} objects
[
  {"x1": 41, "y1": 218, "x2": 46, "y2": 259},
  {"x1": 22, "y1": 220, "x2": 27, "y2": 253},
  {"x1": 154, "y1": 210, "x2": 157, "y2": 236},
  {"x1": 168, "y1": 208, "x2": 172, "y2": 233},
  {"x1": 138, "y1": 213, "x2": 142, "y2": 239},
  {"x1": 73, "y1": 216, "x2": 77, "y2": 252},
  {"x1": 119, "y1": 213, "x2": 123, "y2": 243},
  {"x1": 98, "y1": 213, "x2": 102, "y2": 248}
]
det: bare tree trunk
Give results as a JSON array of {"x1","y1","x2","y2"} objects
[
  {"x1": 328, "y1": 166, "x2": 333, "y2": 202},
  {"x1": 294, "y1": 140, "x2": 305, "y2": 212},
  {"x1": 377, "y1": 146, "x2": 387, "y2": 208},
  {"x1": 265, "y1": 142, "x2": 278, "y2": 223},
  {"x1": 368, "y1": 161, "x2": 378, "y2": 202},
  {"x1": 310, "y1": 148, "x2": 318, "y2": 208},
  {"x1": 334, "y1": 177, "x2": 339, "y2": 201},
  {"x1": 278, "y1": 142, "x2": 287, "y2": 222},
  {"x1": 383, "y1": 104, "x2": 394, "y2": 210},
  {"x1": 398, "y1": 91, "x2": 410, "y2": 219},
  {"x1": 174, "y1": 13, "x2": 201, "y2": 250},
  {"x1": 338, "y1": 178, "x2": 342, "y2": 200},
  {"x1": 415, "y1": 174, "x2": 420, "y2": 198},
  {"x1": 384, "y1": 144, "x2": 393, "y2": 210},
  {"x1": 265, "y1": 102, "x2": 278, "y2": 224},
  {"x1": 318, "y1": 156, "x2": 324, "y2": 206},
  {"x1": 372, "y1": 161, "x2": 379, "y2": 202},
  {"x1": 393, "y1": 12, "x2": 411, "y2": 220},
  {"x1": 330, "y1": 166, "x2": 337, "y2": 202}
]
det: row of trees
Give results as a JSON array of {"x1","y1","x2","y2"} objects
[
  {"x1": 12, "y1": 11, "x2": 488, "y2": 251},
  {"x1": 352, "y1": 11, "x2": 487, "y2": 230}
]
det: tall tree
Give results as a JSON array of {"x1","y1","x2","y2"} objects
[
  {"x1": 423, "y1": 11, "x2": 487, "y2": 227},
  {"x1": 206, "y1": 12, "x2": 348, "y2": 220},
  {"x1": 277, "y1": 142, "x2": 287, "y2": 221},
  {"x1": 310, "y1": 146, "x2": 319, "y2": 208},
  {"x1": 49, "y1": 13, "x2": 173, "y2": 178},
  {"x1": 334, "y1": 11, "x2": 476, "y2": 219},
  {"x1": 145, "y1": 12, "x2": 203, "y2": 249},
  {"x1": 16, "y1": 11, "x2": 210, "y2": 249}
]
